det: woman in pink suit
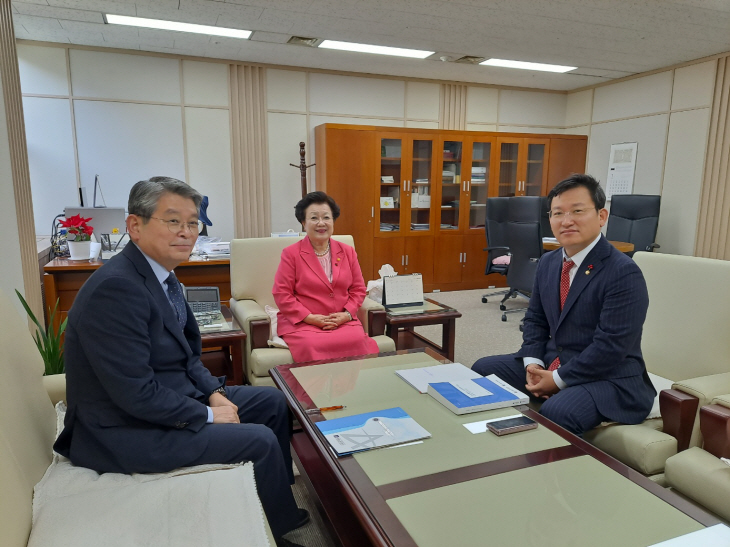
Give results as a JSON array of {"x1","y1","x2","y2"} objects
[{"x1": 273, "y1": 192, "x2": 379, "y2": 363}]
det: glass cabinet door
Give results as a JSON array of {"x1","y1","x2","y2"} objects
[
  {"x1": 525, "y1": 142, "x2": 546, "y2": 196},
  {"x1": 411, "y1": 139, "x2": 433, "y2": 232},
  {"x1": 498, "y1": 142, "x2": 519, "y2": 196},
  {"x1": 379, "y1": 138, "x2": 402, "y2": 233},
  {"x1": 469, "y1": 141, "x2": 491, "y2": 229},
  {"x1": 440, "y1": 140, "x2": 462, "y2": 231}
]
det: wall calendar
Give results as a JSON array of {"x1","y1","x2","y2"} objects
[{"x1": 605, "y1": 142, "x2": 638, "y2": 200}]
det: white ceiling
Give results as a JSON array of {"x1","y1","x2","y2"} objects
[{"x1": 11, "y1": 0, "x2": 730, "y2": 91}]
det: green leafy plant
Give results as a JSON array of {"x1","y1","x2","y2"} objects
[{"x1": 16, "y1": 290, "x2": 67, "y2": 375}]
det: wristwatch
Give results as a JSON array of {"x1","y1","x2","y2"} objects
[{"x1": 211, "y1": 386, "x2": 227, "y2": 398}]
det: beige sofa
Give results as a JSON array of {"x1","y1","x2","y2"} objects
[
  {"x1": 585, "y1": 252, "x2": 730, "y2": 481},
  {"x1": 665, "y1": 394, "x2": 730, "y2": 522},
  {"x1": 229, "y1": 235, "x2": 396, "y2": 386},
  {"x1": 0, "y1": 290, "x2": 274, "y2": 547}
]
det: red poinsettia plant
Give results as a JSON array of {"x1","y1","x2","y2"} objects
[{"x1": 59, "y1": 214, "x2": 94, "y2": 241}]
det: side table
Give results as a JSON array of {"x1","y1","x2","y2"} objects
[
  {"x1": 199, "y1": 307, "x2": 246, "y2": 385},
  {"x1": 385, "y1": 298, "x2": 462, "y2": 362}
]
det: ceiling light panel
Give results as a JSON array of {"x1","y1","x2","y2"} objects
[
  {"x1": 319, "y1": 40, "x2": 433, "y2": 59},
  {"x1": 105, "y1": 14, "x2": 251, "y2": 39},
  {"x1": 480, "y1": 58, "x2": 576, "y2": 73}
]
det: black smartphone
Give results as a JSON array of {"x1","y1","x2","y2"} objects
[{"x1": 487, "y1": 415, "x2": 538, "y2": 436}]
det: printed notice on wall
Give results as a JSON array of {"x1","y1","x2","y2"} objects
[{"x1": 605, "y1": 142, "x2": 638, "y2": 200}]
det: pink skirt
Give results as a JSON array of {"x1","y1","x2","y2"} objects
[{"x1": 281, "y1": 323, "x2": 379, "y2": 363}]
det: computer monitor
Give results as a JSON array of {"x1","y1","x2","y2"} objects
[{"x1": 64, "y1": 207, "x2": 127, "y2": 237}]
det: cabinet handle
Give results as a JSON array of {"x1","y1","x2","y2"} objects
[
  {"x1": 403, "y1": 180, "x2": 406, "y2": 192},
  {"x1": 408, "y1": 180, "x2": 412, "y2": 192},
  {"x1": 467, "y1": 180, "x2": 470, "y2": 192},
  {"x1": 405, "y1": 254, "x2": 409, "y2": 266},
  {"x1": 401, "y1": 255, "x2": 405, "y2": 266},
  {"x1": 371, "y1": 206, "x2": 374, "y2": 218},
  {"x1": 463, "y1": 252, "x2": 467, "y2": 264}
]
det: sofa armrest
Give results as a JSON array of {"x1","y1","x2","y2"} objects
[
  {"x1": 712, "y1": 394, "x2": 730, "y2": 410},
  {"x1": 673, "y1": 372, "x2": 730, "y2": 404},
  {"x1": 700, "y1": 403, "x2": 730, "y2": 459},
  {"x1": 229, "y1": 299, "x2": 269, "y2": 346},
  {"x1": 659, "y1": 389, "x2": 700, "y2": 452},
  {"x1": 358, "y1": 297, "x2": 385, "y2": 335},
  {"x1": 43, "y1": 373, "x2": 67, "y2": 405}
]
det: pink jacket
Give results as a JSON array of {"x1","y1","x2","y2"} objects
[{"x1": 272, "y1": 238, "x2": 367, "y2": 336}]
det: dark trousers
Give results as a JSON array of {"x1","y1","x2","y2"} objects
[
  {"x1": 185, "y1": 385, "x2": 299, "y2": 538},
  {"x1": 472, "y1": 354, "x2": 607, "y2": 436}
]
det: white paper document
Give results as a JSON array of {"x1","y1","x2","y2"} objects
[
  {"x1": 649, "y1": 524, "x2": 730, "y2": 546},
  {"x1": 463, "y1": 414, "x2": 524, "y2": 434},
  {"x1": 451, "y1": 380, "x2": 493, "y2": 399},
  {"x1": 395, "y1": 363, "x2": 481, "y2": 394}
]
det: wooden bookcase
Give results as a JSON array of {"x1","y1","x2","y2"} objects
[{"x1": 315, "y1": 124, "x2": 587, "y2": 292}]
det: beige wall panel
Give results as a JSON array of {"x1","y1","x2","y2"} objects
[
  {"x1": 566, "y1": 89, "x2": 593, "y2": 127},
  {"x1": 184, "y1": 107, "x2": 234, "y2": 241},
  {"x1": 309, "y1": 73, "x2": 405, "y2": 118},
  {"x1": 671, "y1": 60, "x2": 716, "y2": 111},
  {"x1": 182, "y1": 60, "x2": 228, "y2": 107},
  {"x1": 73, "y1": 100, "x2": 186, "y2": 210},
  {"x1": 657, "y1": 108, "x2": 710, "y2": 256},
  {"x1": 405, "y1": 81, "x2": 439, "y2": 121},
  {"x1": 266, "y1": 69, "x2": 306, "y2": 113},
  {"x1": 587, "y1": 114, "x2": 669, "y2": 194},
  {"x1": 268, "y1": 112, "x2": 308, "y2": 232},
  {"x1": 466, "y1": 87, "x2": 498, "y2": 124},
  {"x1": 406, "y1": 120, "x2": 439, "y2": 129},
  {"x1": 566, "y1": 125, "x2": 590, "y2": 136},
  {"x1": 23, "y1": 97, "x2": 77, "y2": 235},
  {"x1": 69, "y1": 49, "x2": 180, "y2": 103},
  {"x1": 17, "y1": 44, "x2": 68, "y2": 96},
  {"x1": 498, "y1": 125, "x2": 565, "y2": 134},
  {"x1": 466, "y1": 123, "x2": 497, "y2": 132},
  {"x1": 0, "y1": 73, "x2": 25, "y2": 316},
  {"x1": 593, "y1": 71, "x2": 672, "y2": 123},
  {"x1": 499, "y1": 90, "x2": 566, "y2": 127}
]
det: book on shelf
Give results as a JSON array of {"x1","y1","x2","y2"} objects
[
  {"x1": 427, "y1": 374, "x2": 529, "y2": 415},
  {"x1": 381, "y1": 175, "x2": 395, "y2": 183},
  {"x1": 471, "y1": 166, "x2": 487, "y2": 174},
  {"x1": 395, "y1": 363, "x2": 481, "y2": 394},
  {"x1": 315, "y1": 407, "x2": 431, "y2": 456},
  {"x1": 380, "y1": 223, "x2": 399, "y2": 231}
]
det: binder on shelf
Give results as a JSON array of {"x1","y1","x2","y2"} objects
[{"x1": 427, "y1": 374, "x2": 529, "y2": 415}]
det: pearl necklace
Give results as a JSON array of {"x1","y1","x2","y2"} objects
[{"x1": 314, "y1": 241, "x2": 330, "y2": 257}]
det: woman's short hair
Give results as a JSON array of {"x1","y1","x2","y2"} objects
[
  {"x1": 128, "y1": 176, "x2": 202, "y2": 220},
  {"x1": 294, "y1": 191, "x2": 341, "y2": 223}
]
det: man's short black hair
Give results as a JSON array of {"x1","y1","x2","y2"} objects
[
  {"x1": 547, "y1": 173, "x2": 606, "y2": 211},
  {"x1": 294, "y1": 191, "x2": 341, "y2": 223}
]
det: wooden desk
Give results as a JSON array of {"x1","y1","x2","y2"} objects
[
  {"x1": 543, "y1": 239, "x2": 635, "y2": 253},
  {"x1": 384, "y1": 299, "x2": 462, "y2": 362},
  {"x1": 199, "y1": 307, "x2": 246, "y2": 386},
  {"x1": 42, "y1": 256, "x2": 231, "y2": 329}
]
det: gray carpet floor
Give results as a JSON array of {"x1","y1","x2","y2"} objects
[{"x1": 284, "y1": 287, "x2": 526, "y2": 546}]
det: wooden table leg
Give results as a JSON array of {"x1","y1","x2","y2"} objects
[
  {"x1": 230, "y1": 337, "x2": 245, "y2": 385},
  {"x1": 442, "y1": 318, "x2": 456, "y2": 362}
]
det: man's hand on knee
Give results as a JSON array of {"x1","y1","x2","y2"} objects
[{"x1": 211, "y1": 405, "x2": 240, "y2": 424}]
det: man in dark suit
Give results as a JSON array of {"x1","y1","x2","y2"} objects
[
  {"x1": 55, "y1": 177, "x2": 308, "y2": 545},
  {"x1": 473, "y1": 174, "x2": 655, "y2": 436}
]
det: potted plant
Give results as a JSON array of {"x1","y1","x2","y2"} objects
[
  {"x1": 16, "y1": 290, "x2": 67, "y2": 375},
  {"x1": 60, "y1": 214, "x2": 94, "y2": 260}
]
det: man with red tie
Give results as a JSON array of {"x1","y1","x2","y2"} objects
[{"x1": 472, "y1": 174, "x2": 655, "y2": 436}]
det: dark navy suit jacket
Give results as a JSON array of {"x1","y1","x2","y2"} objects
[
  {"x1": 54, "y1": 243, "x2": 224, "y2": 473},
  {"x1": 517, "y1": 235, "x2": 655, "y2": 424}
]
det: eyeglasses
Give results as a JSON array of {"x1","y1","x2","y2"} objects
[
  {"x1": 306, "y1": 215, "x2": 333, "y2": 223},
  {"x1": 548, "y1": 208, "x2": 596, "y2": 220},
  {"x1": 148, "y1": 217, "x2": 204, "y2": 234}
]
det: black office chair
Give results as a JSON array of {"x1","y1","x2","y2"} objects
[
  {"x1": 540, "y1": 195, "x2": 553, "y2": 238},
  {"x1": 500, "y1": 220, "x2": 543, "y2": 327},
  {"x1": 481, "y1": 197, "x2": 511, "y2": 304},
  {"x1": 605, "y1": 194, "x2": 661, "y2": 258}
]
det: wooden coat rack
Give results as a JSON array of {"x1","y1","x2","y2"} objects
[{"x1": 290, "y1": 142, "x2": 315, "y2": 198}]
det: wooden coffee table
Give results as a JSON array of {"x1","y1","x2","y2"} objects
[
  {"x1": 385, "y1": 299, "x2": 461, "y2": 361},
  {"x1": 271, "y1": 348, "x2": 719, "y2": 547},
  {"x1": 199, "y1": 306, "x2": 246, "y2": 385}
]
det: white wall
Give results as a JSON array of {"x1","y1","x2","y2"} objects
[
  {"x1": 18, "y1": 44, "x2": 235, "y2": 241},
  {"x1": 575, "y1": 60, "x2": 715, "y2": 256}
]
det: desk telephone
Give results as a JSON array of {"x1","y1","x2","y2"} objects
[{"x1": 183, "y1": 286, "x2": 221, "y2": 313}]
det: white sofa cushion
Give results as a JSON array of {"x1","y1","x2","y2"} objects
[{"x1": 30, "y1": 404, "x2": 271, "y2": 547}]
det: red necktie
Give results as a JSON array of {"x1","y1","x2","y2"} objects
[{"x1": 548, "y1": 259, "x2": 574, "y2": 371}]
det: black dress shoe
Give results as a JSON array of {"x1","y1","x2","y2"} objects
[{"x1": 291, "y1": 508, "x2": 310, "y2": 530}]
